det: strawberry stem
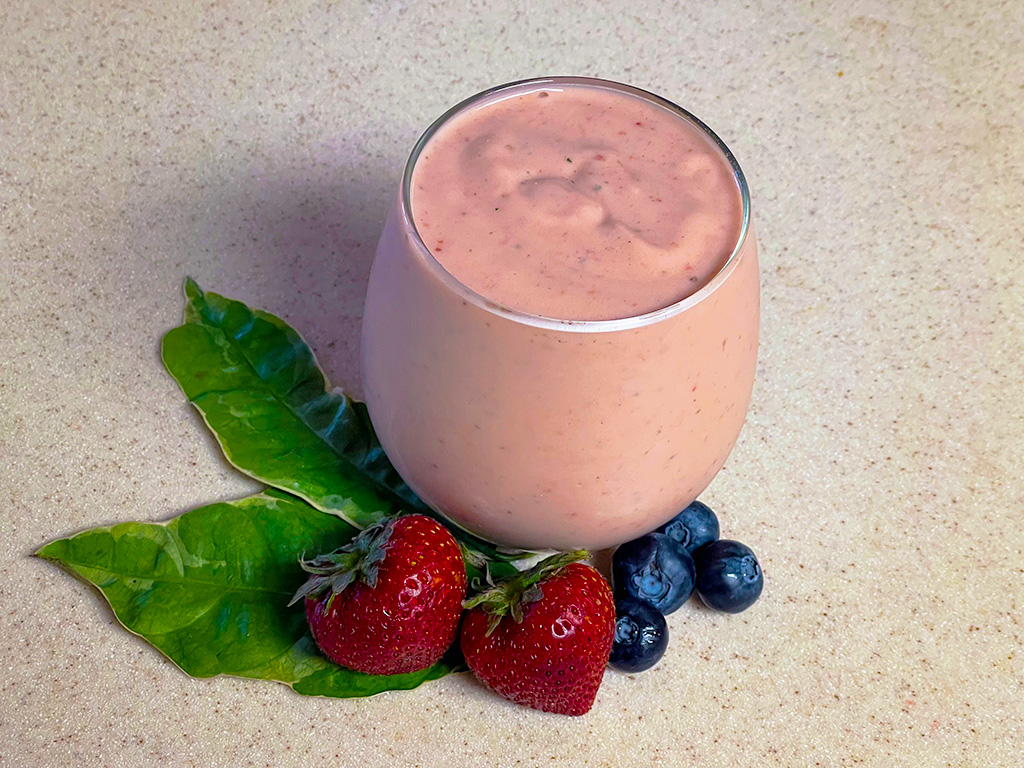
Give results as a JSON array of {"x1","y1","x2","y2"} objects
[
  {"x1": 287, "y1": 518, "x2": 396, "y2": 608},
  {"x1": 462, "y1": 549, "x2": 589, "y2": 636}
]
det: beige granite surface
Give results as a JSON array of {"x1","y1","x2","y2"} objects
[{"x1": 2, "y1": 1, "x2": 1022, "y2": 766}]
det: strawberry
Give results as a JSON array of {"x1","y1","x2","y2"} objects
[
  {"x1": 290, "y1": 514, "x2": 466, "y2": 676},
  {"x1": 460, "y1": 551, "x2": 615, "y2": 716}
]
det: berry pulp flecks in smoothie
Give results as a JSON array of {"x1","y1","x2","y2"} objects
[{"x1": 410, "y1": 84, "x2": 743, "y2": 321}]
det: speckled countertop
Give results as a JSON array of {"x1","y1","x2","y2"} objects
[{"x1": 2, "y1": 1, "x2": 1022, "y2": 766}]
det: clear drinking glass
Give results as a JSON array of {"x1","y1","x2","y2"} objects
[{"x1": 361, "y1": 77, "x2": 759, "y2": 550}]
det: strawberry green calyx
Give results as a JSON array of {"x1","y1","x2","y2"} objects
[
  {"x1": 288, "y1": 518, "x2": 397, "y2": 608},
  {"x1": 460, "y1": 542, "x2": 488, "y2": 572},
  {"x1": 462, "y1": 549, "x2": 589, "y2": 636}
]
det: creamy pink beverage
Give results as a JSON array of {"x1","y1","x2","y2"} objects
[{"x1": 362, "y1": 78, "x2": 758, "y2": 549}]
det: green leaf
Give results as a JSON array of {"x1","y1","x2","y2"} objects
[
  {"x1": 160, "y1": 278, "x2": 403, "y2": 529},
  {"x1": 36, "y1": 490, "x2": 459, "y2": 697},
  {"x1": 161, "y1": 279, "x2": 534, "y2": 566}
]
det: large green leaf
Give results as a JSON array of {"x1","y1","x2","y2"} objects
[
  {"x1": 161, "y1": 278, "x2": 398, "y2": 529},
  {"x1": 161, "y1": 278, "x2": 530, "y2": 572},
  {"x1": 35, "y1": 490, "x2": 458, "y2": 697}
]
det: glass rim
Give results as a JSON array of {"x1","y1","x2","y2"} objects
[{"x1": 399, "y1": 75, "x2": 752, "y2": 333}]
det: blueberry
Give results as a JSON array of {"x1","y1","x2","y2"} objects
[
  {"x1": 612, "y1": 533, "x2": 695, "y2": 615},
  {"x1": 609, "y1": 598, "x2": 668, "y2": 673},
  {"x1": 693, "y1": 539, "x2": 763, "y2": 613},
  {"x1": 655, "y1": 500, "x2": 720, "y2": 554}
]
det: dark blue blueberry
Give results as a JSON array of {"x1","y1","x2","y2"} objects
[
  {"x1": 609, "y1": 598, "x2": 668, "y2": 673},
  {"x1": 655, "y1": 500, "x2": 720, "y2": 554},
  {"x1": 693, "y1": 539, "x2": 763, "y2": 613},
  {"x1": 611, "y1": 533, "x2": 695, "y2": 615}
]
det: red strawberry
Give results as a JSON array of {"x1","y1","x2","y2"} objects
[
  {"x1": 290, "y1": 515, "x2": 466, "y2": 676},
  {"x1": 460, "y1": 551, "x2": 615, "y2": 716}
]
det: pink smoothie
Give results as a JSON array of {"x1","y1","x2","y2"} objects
[
  {"x1": 361, "y1": 78, "x2": 758, "y2": 549},
  {"x1": 411, "y1": 85, "x2": 743, "y2": 320}
]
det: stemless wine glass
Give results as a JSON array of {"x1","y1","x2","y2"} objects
[{"x1": 361, "y1": 77, "x2": 759, "y2": 550}]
